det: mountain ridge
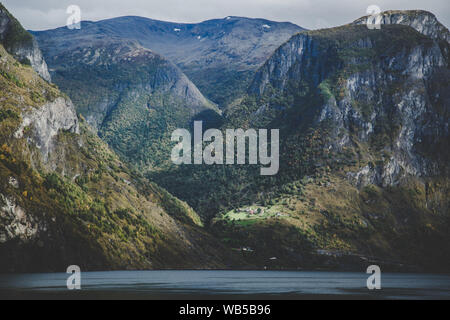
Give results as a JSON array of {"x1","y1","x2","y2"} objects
[
  {"x1": 353, "y1": 10, "x2": 450, "y2": 43},
  {"x1": 33, "y1": 15, "x2": 305, "y2": 108}
]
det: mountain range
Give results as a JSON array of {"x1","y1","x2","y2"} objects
[
  {"x1": 150, "y1": 10, "x2": 450, "y2": 271},
  {"x1": 32, "y1": 15, "x2": 305, "y2": 169},
  {"x1": 33, "y1": 16, "x2": 304, "y2": 108},
  {"x1": 0, "y1": 3, "x2": 241, "y2": 272},
  {"x1": 0, "y1": 3, "x2": 449, "y2": 272}
]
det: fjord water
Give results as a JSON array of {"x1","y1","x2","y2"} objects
[{"x1": 0, "y1": 271, "x2": 449, "y2": 299}]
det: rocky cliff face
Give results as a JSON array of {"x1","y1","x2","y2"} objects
[
  {"x1": 0, "y1": 3, "x2": 77, "y2": 165},
  {"x1": 248, "y1": 18, "x2": 449, "y2": 187},
  {"x1": 14, "y1": 97, "x2": 79, "y2": 162},
  {"x1": 353, "y1": 10, "x2": 450, "y2": 43},
  {"x1": 0, "y1": 193, "x2": 39, "y2": 243},
  {"x1": 0, "y1": 4, "x2": 51, "y2": 81}
]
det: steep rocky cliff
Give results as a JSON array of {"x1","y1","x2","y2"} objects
[
  {"x1": 0, "y1": 4, "x2": 51, "y2": 81},
  {"x1": 13, "y1": 97, "x2": 79, "y2": 162},
  {"x1": 248, "y1": 18, "x2": 449, "y2": 187}
]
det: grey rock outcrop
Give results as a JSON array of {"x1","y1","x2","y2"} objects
[
  {"x1": 14, "y1": 97, "x2": 79, "y2": 161},
  {"x1": 11, "y1": 37, "x2": 51, "y2": 81},
  {"x1": 353, "y1": 10, "x2": 450, "y2": 43},
  {"x1": 0, "y1": 194, "x2": 39, "y2": 243},
  {"x1": 249, "y1": 34, "x2": 319, "y2": 96},
  {"x1": 0, "y1": 4, "x2": 51, "y2": 81}
]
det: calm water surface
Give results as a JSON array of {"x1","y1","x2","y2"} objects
[{"x1": 0, "y1": 270, "x2": 449, "y2": 299}]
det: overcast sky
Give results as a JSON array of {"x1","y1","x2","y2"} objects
[{"x1": 2, "y1": 0, "x2": 449, "y2": 31}]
